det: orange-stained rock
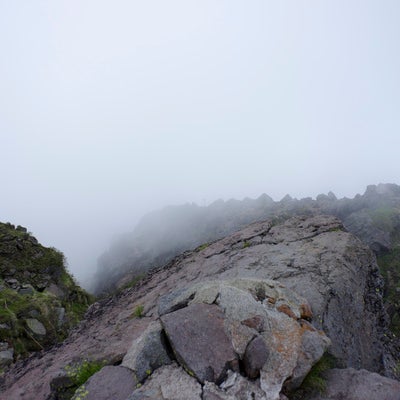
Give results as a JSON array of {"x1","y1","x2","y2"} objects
[
  {"x1": 300, "y1": 303, "x2": 313, "y2": 320},
  {"x1": 276, "y1": 304, "x2": 297, "y2": 320}
]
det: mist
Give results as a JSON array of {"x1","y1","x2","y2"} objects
[{"x1": 1, "y1": 1, "x2": 400, "y2": 289}]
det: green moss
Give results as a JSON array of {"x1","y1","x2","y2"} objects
[
  {"x1": 65, "y1": 359, "x2": 105, "y2": 388},
  {"x1": 290, "y1": 354, "x2": 336, "y2": 399},
  {"x1": 196, "y1": 243, "x2": 209, "y2": 251},
  {"x1": 243, "y1": 241, "x2": 250, "y2": 248},
  {"x1": 131, "y1": 304, "x2": 144, "y2": 318},
  {"x1": 71, "y1": 385, "x2": 89, "y2": 400}
]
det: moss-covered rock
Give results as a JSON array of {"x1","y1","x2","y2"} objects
[{"x1": 0, "y1": 222, "x2": 93, "y2": 362}]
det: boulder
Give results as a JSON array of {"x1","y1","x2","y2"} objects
[
  {"x1": 128, "y1": 363, "x2": 202, "y2": 400},
  {"x1": 161, "y1": 303, "x2": 238, "y2": 383},
  {"x1": 71, "y1": 366, "x2": 136, "y2": 400},
  {"x1": 121, "y1": 320, "x2": 171, "y2": 382},
  {"x1": 259, "y1": 308, "x2": 330, "y2": 400}
]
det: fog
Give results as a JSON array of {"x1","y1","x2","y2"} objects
[{"x1": 1, "y1": 1, "x2": 400, "y2": 288}]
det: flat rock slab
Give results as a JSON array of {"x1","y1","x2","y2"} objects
[
  {"x1": 161, "y1": 303, "x2": 238, "y2": 383},
  {"x1": 71, "y1": 366, "x2": 136, "y2": 400}
]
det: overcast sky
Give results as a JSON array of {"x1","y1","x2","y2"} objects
[{"x1": 1, "y1": 1, "x2": 399, "y2": 286}]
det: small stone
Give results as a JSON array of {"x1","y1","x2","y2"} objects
[
  {"x1": 0, "y1": 349, "x2": 14, "y2": 367},
  {"x1": 5, "y1": 278, "x2": 19, "y2": 288},
  {"x1": 0, "y1": 342, "x2": 9, "y2": 351},
  {"x1": 19, "y1": 284, "x2": 35, "y2": 295},
  {"x1": 36, "y1": 281, "x2": 48, "y2": 291},
  {"x1": 0, "y1": 324, "x2": 11, "y2": 331},
  {"x1": 26, "y1": 318, "x2": 46, "y2": 337},
  {"x1": 45, "y1": 283, "x2": 65, "y2": 299}
]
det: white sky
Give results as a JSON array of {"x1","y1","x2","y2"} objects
[{"x1": 1, "y1": 1, "x2": 399, "y2": 285}]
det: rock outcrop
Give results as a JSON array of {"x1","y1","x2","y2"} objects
[
  {"x1": 307, "y1": 368, "x2": 400, "y2": 400},
  {"x1": 92, "y1": 184, "x2": 400, "y2": 338},
  {"x1": 1, "y1": 215, "x2": 398, "y2": 400},
  {"x1": 0, "y1": 222, "x2": 92, "y2": 365}
]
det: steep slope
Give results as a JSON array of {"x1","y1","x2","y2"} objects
[
  {"x1": 2, "y1": 216, "x2": 398, "y2": 400},
  {"x1": 93, "y1": 183, "x2": 400, "y2": 335},
  {"x1": 0, "y1": 222, "x2": 92, "y2": 368}
]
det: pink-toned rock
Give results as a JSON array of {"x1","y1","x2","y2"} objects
[
  {"x1": 161, "y1": 303, "x2": 238, "y2": 383},
  {"x1": 71, "y1": 366, "x2": 136, "y2": 400},
  {"x1": 243, "y1": 336, "x2": 269, "y2": 379}
]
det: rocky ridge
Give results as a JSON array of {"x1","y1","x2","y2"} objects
[
  {"x1": 93, "y1": 183, "x2": 400, "y2": 336},
  {"x1": 1, "y1": 215, "x2": 399, "y2": 399}
]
